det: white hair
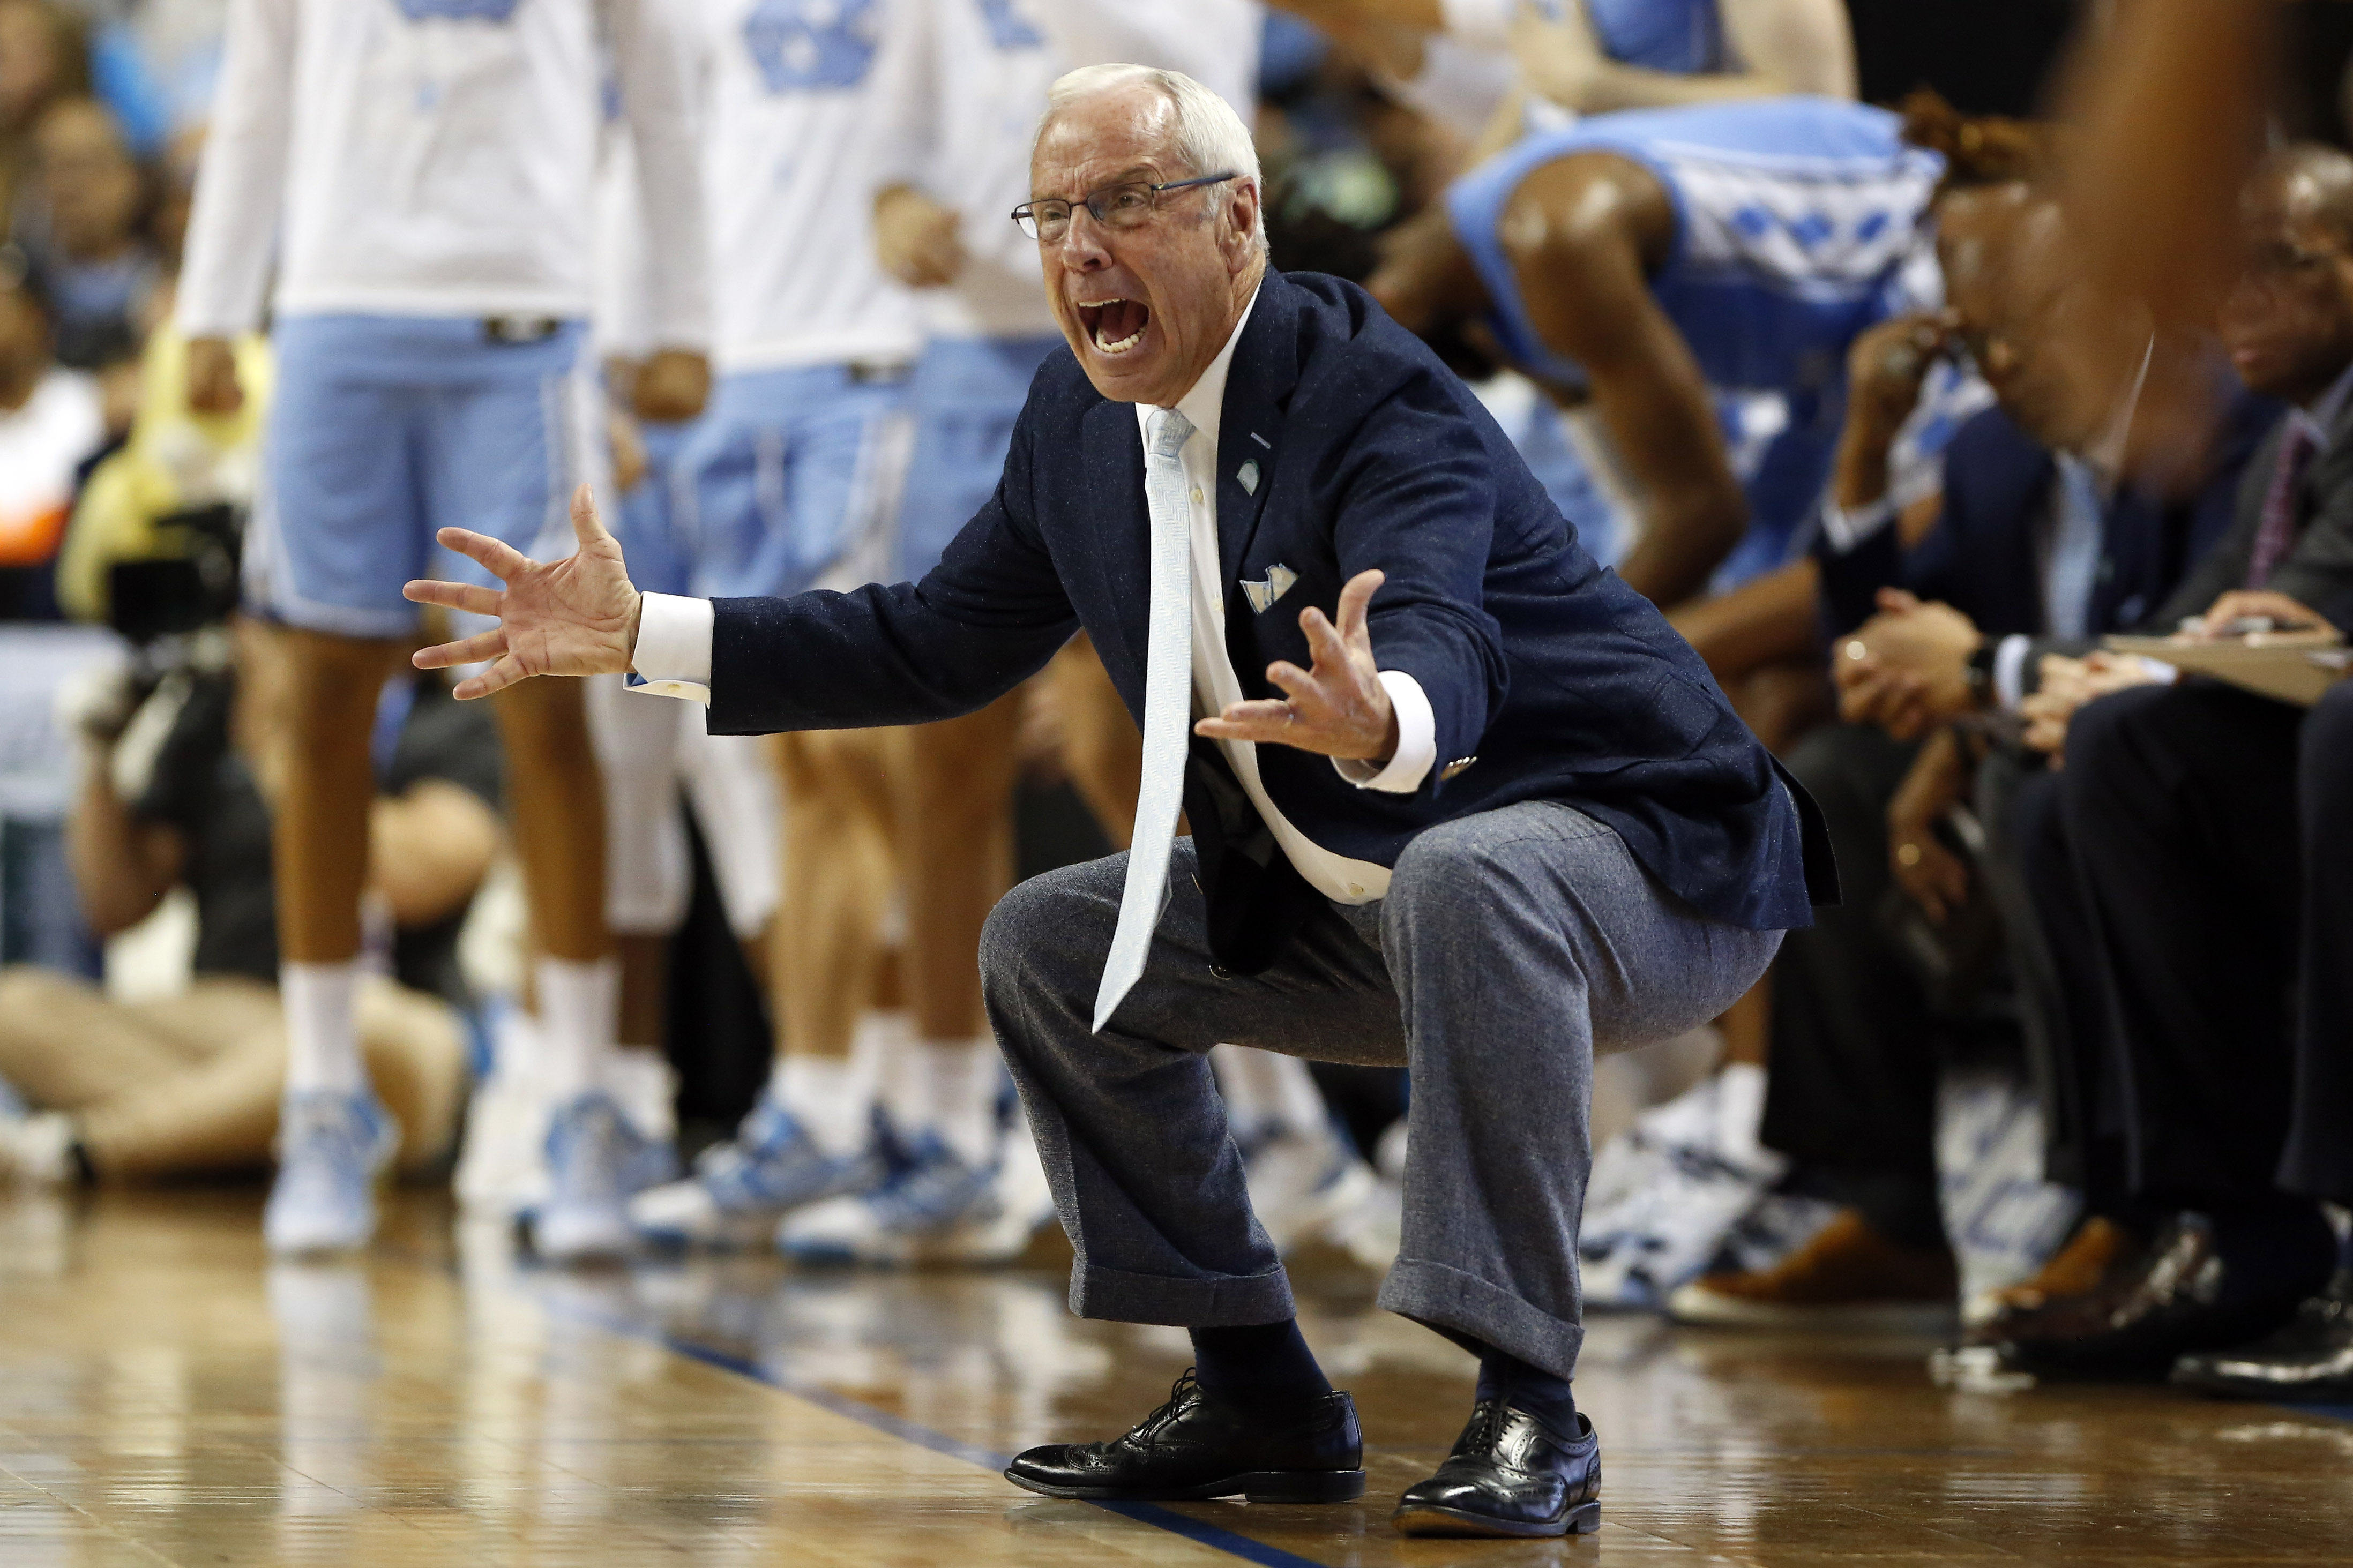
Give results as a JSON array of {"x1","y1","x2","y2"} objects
[{"x1": 1036, "y1": 64, "x2": 1267, "y2": 257}]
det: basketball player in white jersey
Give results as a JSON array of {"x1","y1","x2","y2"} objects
[
  {"x1": 745, "y1": 0, "x2": 1365, "y2": 1264},
  {"x1": 178, "y1": 0, "x2": 710, "y2": 1259},
  {"x1": 624, "y1": 0, "x2": 938, "y2": 1252},
  {"x1": 625, "y1": 0, "x2": 1291, "y2": 1263},
  {"x1": 583, "y1": 108, "x2": 781, "y2": 1194}
]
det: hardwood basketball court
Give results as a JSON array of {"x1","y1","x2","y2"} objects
[{"x1": 1, "y1": 1189, "x2": 2347, "y2": 1566}]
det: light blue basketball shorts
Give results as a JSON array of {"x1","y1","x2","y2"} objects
[
  {"x1": 893, "y1": 334, "x2": 1063, "y2": 583},
  {"x1": 674, "y1": 362, "x2": 913, "y2": 601},
  {"x1": 244, "y1": 313, "x2": 591, "y2": 639},
  {"x1": 610, "y1": 417, "x2": 701, "y2": 598}
]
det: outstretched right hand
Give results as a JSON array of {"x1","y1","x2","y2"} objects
[{"x1": 404, "y1": 485, "x2": 641, "y2": 700}]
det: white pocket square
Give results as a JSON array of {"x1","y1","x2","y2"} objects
[{"x1": 1241, "y1": 564, "x2": 1298, "y2": 615}]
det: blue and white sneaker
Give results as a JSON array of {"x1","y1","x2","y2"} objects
[
  {"x1": 629, "y1": 1088, "x2": 882, "y2": 1249},
  {"x1": 533, "y1": 1092, "x2": 652, "y2": 1263},
  {"x1": 265, "y1": 1091, "x2": 398, "y2": 1256},
  {"x1": 1580, "y1": 1064, "x2": 1786, "y2": 1311},
  {"x1": 777, "y1": 1136, "x2": 1031, "y2": 1266}
]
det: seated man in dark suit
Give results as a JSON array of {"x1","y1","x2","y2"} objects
[
  {"x1": 401, "y1": 65, "x2": 1831, "y2": 1539},
  {"x1": 2161, "y1": 679, "x2": 2353, "y2": 1401},
  {"x1": 1669, "y1": 191, "x2": 2273, "y2": 1325},
  {"x1": 1989, "y1": 146, "x2": 2353, "y2": 1386}
]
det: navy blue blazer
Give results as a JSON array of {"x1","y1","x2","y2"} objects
[
  {"x1": 1816, "y1": 393, "x2": 2279, "y2": 641},
  {"x1": 707, "y1": 271, "x2": 1832, "y2": 971}
]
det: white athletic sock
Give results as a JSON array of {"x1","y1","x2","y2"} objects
[
  {"x1": 535, "y1": 956, "x2": 618, "y2": 1105},
  {"x1": 1262, "y1": 1051, "x2": 1332, "y2": 1142},
  {"x1": 606, "y1": 1045, "x2": 676, "y2": 1143},
  {"x1": 856, "y1": 1009, "x2": 920, "y2": 1138},
  {"x1": 1214, "y1": 1047, "x2": 1335, "y2": 1145},
  {"x1": 776, "y1": 1042, "x2": 884, "y2": 1160},
  {"x1": 280, "y1": 960, "x2": 364, "y2": 1097},
  {"x1": 911, "y1": 1036, "x2": 1001, "y2": 1170},
  {"x1": 1208, "y1": 1043, "x2": 1270, "y2": 1145},
  {"x1": 1712, "y1": 1061, "x2": 1772, "y2": 1167},
  {"x1": 490, "y1": 1001, "x2": 541, "y2": 1084}
]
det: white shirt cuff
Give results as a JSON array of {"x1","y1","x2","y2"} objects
[
  {"x1": 1992, "y1": 634, "x2": 2033, "y2": 714},
  {"x1": 1819, "y1": 496, "x2": 1896, "y2": 554},
  {"x1": 1334, "y1": 671, "x2": 1437, "y2": 793},
  {"x1": 628, "y1": 592, "x2": 714, "y2": 704}
]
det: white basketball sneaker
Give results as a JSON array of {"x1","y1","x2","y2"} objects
[
  {"x1": 777, "y1": 1135, "x2": 1025, "y2": 1266},
  {"x1": 1580, "y1": 1064, "x2": 1786, "y2": 1310},
  {"x1": 629, "y1": 1086, "x2": 883, "y2": 1249},
  {"x1": 265, "y1": 1091, "x2": 399, "y2": 1256}
]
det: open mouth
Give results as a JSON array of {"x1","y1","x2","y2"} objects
[{"x1": 1075, "y1": 298, "x2": 1151, "y2": 355}]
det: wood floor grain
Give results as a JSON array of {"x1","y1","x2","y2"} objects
[{"x1": 0, "y1": 1189, "x2": 2345, "y2": 1566}]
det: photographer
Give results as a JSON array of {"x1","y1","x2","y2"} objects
[{"x1": 0, "y1": 614, "x2": 494, "y2": 1188}]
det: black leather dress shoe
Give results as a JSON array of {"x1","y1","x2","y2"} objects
[
  {"x1": 1003, "y1": 1370, "x2": 1364, "y2": 1503},
  {"x1": 2002, "y1": 1215, "x2": 2320, "y2": 1380},
  {"x1": 2171, "y1": 1270, "x2": 2353, "y2": 1402},
  {"x1": 1391, "y1": 1400, "x2": 1601, "y2": 1539}
]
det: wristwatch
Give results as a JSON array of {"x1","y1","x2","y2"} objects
[{"x1": 1963, "y1": 640, "x2": 1998, "y2": 707}]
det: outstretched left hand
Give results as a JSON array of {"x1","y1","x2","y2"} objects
[{"x1": 1194, "y1": 568, "x2": 1399, "y2": 762}]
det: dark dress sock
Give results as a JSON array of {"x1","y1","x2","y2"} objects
[
  {"x1": 2195, "y1": 1194, "x2": 2340, "y2": 1305},
  {"x1": 1189, "y1": 1320, "x2": 1332, "y2": 1406},
  {"x1": 1473, "y1": 1346, "x2": 1578, "y2": 1435}
]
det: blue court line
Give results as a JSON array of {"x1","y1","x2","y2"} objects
[{"x1": 529, "y1": 1284, "x2": 1335, "y2": 1568}]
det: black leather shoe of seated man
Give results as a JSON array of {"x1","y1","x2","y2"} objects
[
  {"x1": 2170, "y1": 1270, "x2": 2353, "y2": 1402},
  {"x1": 1392, "y1": 1399, "x2": 1601, "y2": 1539},
  {"x1": 1003, "y1": 1370, "x2": 1365, "y2": 1503}
]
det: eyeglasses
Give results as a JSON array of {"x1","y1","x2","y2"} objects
[{"x1": 1012, "y1": 172, "x2": 1237, "y2": 243}]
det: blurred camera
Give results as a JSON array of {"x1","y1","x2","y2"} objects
[{"x1": 104, "y1": 502, "x2": 243, "y2": 648}]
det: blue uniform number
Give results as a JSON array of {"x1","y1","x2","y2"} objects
[
  {"x1": 394, "y1": 0, "x2": 522, "y2": 20},
  {"x1": 976, "y1": 0, "x2": 1042, "y2": 49},
  {"x1": 744, "y1": 0, "x2": 883, "y2": 91}
]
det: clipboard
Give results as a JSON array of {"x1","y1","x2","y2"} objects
[{"x1": 2104, "y1": 633, "x2": 2351, "y2": 707}]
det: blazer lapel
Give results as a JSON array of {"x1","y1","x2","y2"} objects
[
  {"x1": 1082, "y1": 395, "x2": 1153, "y2": 682},
  {"x1": 1214, "y1": 273, "x2": 1304, "y2": 596},
  {"x1": 2298, "y1": 393, "x2": 2353, "y2": 527}
]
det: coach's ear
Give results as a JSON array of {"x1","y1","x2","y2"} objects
[{"x1": 1222, "y1": 176, "x2": 1263, "y2": 276}]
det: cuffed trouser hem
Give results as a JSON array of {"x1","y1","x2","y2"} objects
[
  {"x1": 1069, "y1": 1261, "x2": 1297, "y2": 1327},
  {"x1": 1379, "y1": 1257, "x2": 1585, "y2": 1382}
]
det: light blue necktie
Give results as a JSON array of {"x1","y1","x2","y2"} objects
[
  {"x1": 2045, "y1": 455, "x2": 2105, "y2": 641},
  {"x1": 1093, "y1": 407, "x2": 1198, "y2": 1032}
]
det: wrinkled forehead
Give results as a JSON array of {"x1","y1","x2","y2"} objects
[
  {"x1": 1030, "y1": 88, "x2": 1183, "y2": 199},
  {"x1": 2241, "y1": 170, "x2": 2342, "y2": 251}
]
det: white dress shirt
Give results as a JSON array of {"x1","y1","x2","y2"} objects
[{"x1": 629, "y1": 287, "x2": 1442, "y2": 905}]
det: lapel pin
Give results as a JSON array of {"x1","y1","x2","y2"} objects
[
  {"x1": 1237, "y1": 460, "x2": 1260, "y2": 496},
  {"x1": 1250, "y1": 431, "x2": 1272, "y2": 449}
]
